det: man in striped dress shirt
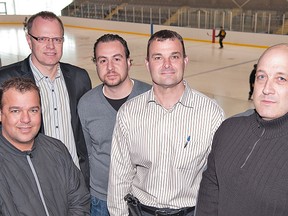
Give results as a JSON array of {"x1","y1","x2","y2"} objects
[{"x1": 107, "y1": 30, "x2": 225, "y2": 216}]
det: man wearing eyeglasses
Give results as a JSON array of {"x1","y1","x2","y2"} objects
[{"x1": 0, "y1": 11, "x2": 92, "y2": 188}]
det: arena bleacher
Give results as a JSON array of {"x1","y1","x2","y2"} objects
[{"x1": 61, "y1": 0, "x2": 288, "y2": 34}]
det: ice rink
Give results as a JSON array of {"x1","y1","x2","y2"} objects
[{"x1": 0, "y1": 24, "x2": 264, "y2": 117}]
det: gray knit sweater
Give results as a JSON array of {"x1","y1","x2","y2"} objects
[
  {"x1": 196, "y1": 112, "x2": 288, "y2": 216},
  {"x1": 78, "y1": 79, "x2": 151, "y2": 201}
]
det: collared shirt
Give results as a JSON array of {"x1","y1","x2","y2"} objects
[
  {"x1": 107, "y1": 81, "x2": 225, "y2": 216},
  {"x1": 29, "y1": 58, "x2": 80, "y2": 168}
]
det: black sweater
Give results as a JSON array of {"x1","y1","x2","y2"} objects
[{"x1": 196, "y1": 112, "x2": 288, "y2": 216}]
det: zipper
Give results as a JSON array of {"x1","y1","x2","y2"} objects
[
  {"x1": 26, "y1": 154, "x2": 50, "y2": 216},
  {"x1": 240, "y1": 127, "x2": 265, "y2": 169}
]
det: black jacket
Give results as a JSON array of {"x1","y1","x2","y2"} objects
[
  {"x1": 0, "y1": 56, "x2": 92, "y2": 187},
  {"x1": 0, "y1": 132, "x2": 90, "y2": 215}
]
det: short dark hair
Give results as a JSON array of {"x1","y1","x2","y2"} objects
[
  {"x1": 26, "y1": 11, "x2": 64, "y2": 35},
  {"x1": 0, "y1": 77, "x2": 40, "y2": 110},
  {"x1": 92, "y1": 34, "x2": 130, "y2": 63},
  {"x1": 146, "y1": 29, "x2": 186, "y2": 59}
]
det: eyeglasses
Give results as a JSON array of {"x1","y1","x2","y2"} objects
[{"x1": 28, "y1": 33, "x2": 64, "y2": 44}]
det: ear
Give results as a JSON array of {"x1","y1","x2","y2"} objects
[
  {"x1": 26, "y1": 33, "x2": 32, "y2": 50},
  {"x1": 144, "y1": 58, "x2": 150, "y2": 73},
  {"x1": 184, "y1": 56, "x2": 189, "y2": 68},
  {"x1": 127, "y1": 58, "x2": 132, "y2": 69}
]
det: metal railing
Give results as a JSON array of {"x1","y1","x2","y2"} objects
[
  {"x1": 0, "y1": 2, "x2": 7, "y2": 15},
  {"x1": 61, "y1": 2, "x2": 288, "y2": 35}
]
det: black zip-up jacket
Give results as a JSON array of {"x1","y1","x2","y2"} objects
[{"x1": 0, "y1": 132, "x2": 90, "y2": 215}]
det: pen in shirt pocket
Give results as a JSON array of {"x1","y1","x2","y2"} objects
[{"x1": 184, "y1": 135, "x2": 191, "y2": 148}]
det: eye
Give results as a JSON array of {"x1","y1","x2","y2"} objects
[
  {"x1": 37, "y1": 37, "x2": 47, "y2": 43},
  {"x1": 30, "y1": 108, "x2": 40, "y2": 113},
  {"x1": 10, "y1": 109, "x2": 20, "y2": 113},
  {"x1": 256, "y1": 74, "x2": 266, "y2": 81},
  {"x1": 53, "y1": 38, "x2": 63, "y2": 43},
  {"x1": 171, "y1": 55, "x2": 180, "y2": 60},
  {"x1": 153, "y1": 56, "x2": 162, "y2": 61},
  {"x1": 98, "y1": 59, "x2": 107, "y2": 64},
  {"x1": 278, "y1": 76, "x2": 287, "y2": 82}
]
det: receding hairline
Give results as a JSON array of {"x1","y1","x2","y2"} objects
[{"x1": 258, "y1": 43, "x2": 288, "y2": 64}]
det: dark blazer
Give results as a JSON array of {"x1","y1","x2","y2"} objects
[{"x1": 0, "y1": 56, "x2": 92, "y2": 187}]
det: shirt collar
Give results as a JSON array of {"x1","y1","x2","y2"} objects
[
  {"x1": 147, "y1": 80, "x2": 194, "y2": 108},
  {"x1": 29, "y1": 56, "x2": 61, "y2": 82}
]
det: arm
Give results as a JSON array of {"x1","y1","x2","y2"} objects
[
  {"x1": 77, "y1": 100, "x2": 92, "y2": 159},
  {"x1": 107, "y1": 110, "x2": 136, "y2": 216},
  {"x1": 195, "y1": 136, "x2": 219, "y2": 216},
  {"x1": 67, "y1": 154, "x2": 90, "y2": 215}
]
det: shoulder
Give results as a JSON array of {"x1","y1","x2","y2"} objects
[
  {"x1": 0, "y1": 61, "x2": 22, "y2": 72},
  {"x1": 189, "y1": 88, "x2": 223, "y2": 111},
  {"x1": 59, "y1": 62, "x2": 87, "y2": 72},
  {"x1": 35, "y1": 133, "x2": 69, "y2": 155},
  {"x1": 34, "y1": 134, "x2": 76, "y2": 170},
  {"x1": 78, "y1": 85, "x2": 102, "y2": 107},
  {"x1": 132, "y1": 79, "x2": 152, "y2": 94},
  {"x1": 217, "y1": 113, "x2": 254, "y2": 134},
  {"x1": 133, "y1": 79, "x2": 151, "y2": 88},
  {"x1": 232, "y1": 109, "x2": 255, "y2": 117},
  {"x1": 120, "y1": 90, "x2": 150, "y2": 110},
  {"x1": 59, "y1": 62, "x2": 90, "y2": 80},
  {"x1": 60, "y1": 62, "x2": 92, "y2": 91},
  {"x1": 0, "y1": 57, "x2": 31, "y2": 80}
]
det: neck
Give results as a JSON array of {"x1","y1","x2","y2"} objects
[
  {"x1": 11, "y1": 141, "x2": 33, "y2": 151},
  {"x1": 153, "y1": 82, "x2": 185, "y2": 109},
  {"x1": 31, "y1": 58, "x2": 59, "y2": 80},
  {"x1": 103, "y1": 78, "x2": 134, "y2": 99}
]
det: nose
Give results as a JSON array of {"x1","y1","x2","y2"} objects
[
  {"x1": 107, "y1": 60, "x2": 114, "y2": 71},
  {"x1": 163, "y1": 58, "x2": 171, "y2": 68},
  {"x1": 46, "y1": 38, "x2": 56, "y2": 48},
  {"x1": 262, "y1": 79, "x2": 275, "y2": 95},
  {"x1": 20, "y1": 111, "x2": 31, "y2": 123}
]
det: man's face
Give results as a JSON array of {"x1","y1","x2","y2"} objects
[
  {"x1": 0, "y1": 88, "x2": 41, "y2": 150},
  {"x1": 95, "y1": 40, "x2": 131, "y2": 87},
  {"x1": 26, "y1": 16, "x2": 63, "y2": 69},
  {"x1": 253, "y1": 46, "x2": 288, "y2": 120},
  {"x1": 145, "y1": 38, "x2": 188, "y2": 89}
]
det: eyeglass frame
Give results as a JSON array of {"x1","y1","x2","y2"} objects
[{"x1": 28, "y1": 32, "x2": 64, "y2": 44}]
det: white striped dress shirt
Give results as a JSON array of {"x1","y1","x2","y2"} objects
[
  {"x1": 30, "y1": 59, "x2": 80, "y2": 168},
  {"x1": 108, "y1": 81, "x2": 225, "y2": 216}
]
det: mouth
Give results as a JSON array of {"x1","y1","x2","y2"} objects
[
  {"x1": 18, "y1": 126, "x2": 32, "y2": 132},
  {"x1": 44, "y1": 52, "x2": 57, "y2": 56},
  {"x1": 161, "y1": 70, "x2": 175, "y2": 75},
  {"x1": 106, "y1": 73, "x2": 119, "y2": 79},
  {"x1": 260, "y1": 99, "x2": 275, "y2": 105}
]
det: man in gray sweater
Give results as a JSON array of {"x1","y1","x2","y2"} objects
[{"x1": 78, "y1": 34, "x2": 151, "y2": 216}]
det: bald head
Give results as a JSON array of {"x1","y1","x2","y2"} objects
[{"x1": 253, "y1": 43, "x2": 288, "y2": 120}]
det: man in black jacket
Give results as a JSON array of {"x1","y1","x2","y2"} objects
[
  {"x1": 0, "y1": 11, "x2": 91, "y2": 187},
  {"x1": 0, "y1": 77, "x2": 90, "y2": 215}
]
